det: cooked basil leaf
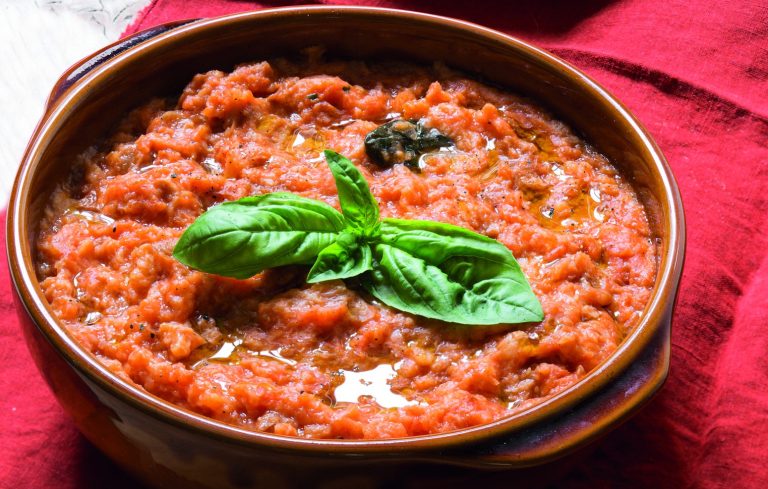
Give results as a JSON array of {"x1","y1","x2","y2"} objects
[
  {"x1": 173, "y1": 192, "x2": 344, "y2": 279},
  {"x1": 323, "y1": 150, "x2": 380, "y2": 232},
  {"x1": 307, "y1": 232, "x2": 372, "y2": 283},
  {"x1": 365, "y1": 219, "x2": 544, "y2": 325},
  {"x1": 364, "y1": 119, "x2": 452, "y2": 169}
]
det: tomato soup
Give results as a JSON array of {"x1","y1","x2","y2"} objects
[{"x1": 36, "y1": 56, "x2": 657, "y2": 439}]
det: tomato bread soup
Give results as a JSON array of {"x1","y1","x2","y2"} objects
[{"x1": 36, "y1": 56, "x2": 657, "y2": 439}]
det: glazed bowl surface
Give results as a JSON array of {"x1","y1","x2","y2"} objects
[{"x1": 7, "y1": 6, "x2": 684, "y2": 488}]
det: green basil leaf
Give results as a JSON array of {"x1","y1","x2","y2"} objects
[
  {"x1": 366, "y1": 219, "x2": 544, "y2": 325},
  {"x1": 174, "y1": 149, "x2": 543, "y2": 328},
  {"x1": 173, "y1": 192, "x2": 344, "y2": 279},
  {"x1": 323, "y1": 150, "x2": 379, "y2": 232},
  {"x1": 306, "y1": 232, "x2": 373, "y2": 283}
]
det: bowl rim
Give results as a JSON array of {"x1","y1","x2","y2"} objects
[{"x1": 7, "y1": 5, "x2": 685, "y2": 456}]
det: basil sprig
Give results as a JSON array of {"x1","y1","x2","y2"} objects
[{"x1": 174, "y1": 150, "x2": 543, "y2": 325}]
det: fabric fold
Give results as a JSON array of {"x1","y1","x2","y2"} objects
[{"x1": 2, "y1": 1, "x2": 767, "y2": 488}]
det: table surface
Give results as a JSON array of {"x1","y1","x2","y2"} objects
[{"x1": 0, "y1": 0, "x2": 149, "y2": 205}]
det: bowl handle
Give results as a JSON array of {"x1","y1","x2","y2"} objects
[{"x1": 45, "y1": 19, "x2": 200, "y2": 110}]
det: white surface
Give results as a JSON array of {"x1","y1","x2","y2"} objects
[{"x1": 0, "y1": 0, "x2": 150, "y2": 205}]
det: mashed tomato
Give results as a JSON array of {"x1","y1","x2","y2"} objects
[{"x1": 36, "y1": 56, "x2": 656, "y2": 439}]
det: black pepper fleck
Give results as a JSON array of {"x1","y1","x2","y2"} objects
[{"x1": 307, "y1": 93, "x2": 319, "y2": 100}]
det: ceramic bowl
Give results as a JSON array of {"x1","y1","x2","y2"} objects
[{"x1": 7, "y1": 6, "x2": 685, "y2": 488}]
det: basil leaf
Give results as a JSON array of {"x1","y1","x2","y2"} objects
[
  {"x1": 174, "y1": 149, "x2": 543, "y2": 327},
  {"x1": 323, "y1": 150, "x2": 379, "y2": 232},
  {"x1": 173, "y1": 192, "x2": 344, "y2": 279},
  {"x1": 366, "y1": 219, "x2": 543, "y2": 325},
  {"x1": 364, "y1": 119, "x2": 452, "y2": 169},
  {"x1": 306, "y1": 232, "x2": 373, "y2": 283}
]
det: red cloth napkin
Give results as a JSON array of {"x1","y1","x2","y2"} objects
[{"x1": 2, "y1": 1, "x2": 767, "y2": 488}]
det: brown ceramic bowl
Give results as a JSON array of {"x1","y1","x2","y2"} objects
[{"x1": 8, "y1": 6, "x2": 685, "y2": 488}]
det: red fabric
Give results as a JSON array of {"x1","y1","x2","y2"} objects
[{"x1": 2, "y1": 1, "x2": 767, "y2": 488}]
